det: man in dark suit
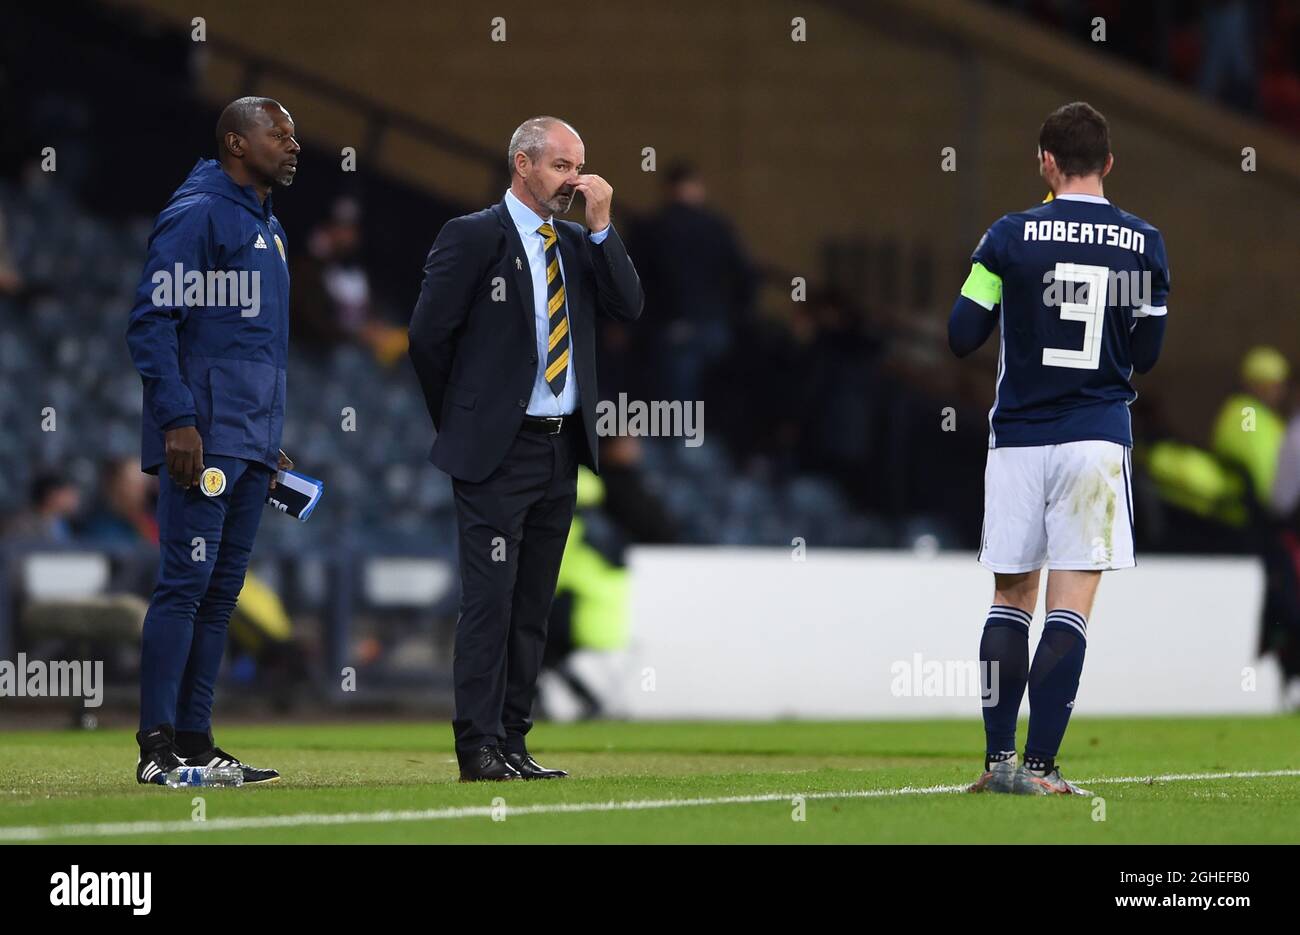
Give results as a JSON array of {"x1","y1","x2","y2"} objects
[{"x1": 409, "y1": 116, "x2": 643, "y2": 781}]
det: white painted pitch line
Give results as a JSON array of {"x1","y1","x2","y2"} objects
[{"x1": 2, "y1": 769, "x2": 1297, "y2": 842}]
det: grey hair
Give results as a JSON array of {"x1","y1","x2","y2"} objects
[{"x1": 507, "y1": 116, "x2": 579, "y2": 176}]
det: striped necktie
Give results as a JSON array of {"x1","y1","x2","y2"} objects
[{"x1": 537, "y1": 221, "x2": 570, "y2": 396}]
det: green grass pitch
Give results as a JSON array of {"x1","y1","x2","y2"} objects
[{"x1": 1, "y1": 716, "x2": 1297, "y2": 843}]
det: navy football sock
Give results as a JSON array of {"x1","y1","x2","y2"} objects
[
  {"x1": 979, "y1": 605, "x2": 1031, "y2": 763},
  {"x1": 175, "y1": 729, "x2": 215, "y2": 758},
  {"x1": 1025, "y1": 609, "x2": 1088, "y2": 766}
]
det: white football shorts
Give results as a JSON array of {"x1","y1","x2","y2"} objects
[{"x1": 978, "y1": 439, "x2": 1135, "y2": 573}]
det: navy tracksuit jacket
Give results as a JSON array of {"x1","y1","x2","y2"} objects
[{"x1": 126, "y1": 158, "x2": 290, "y2": 734}]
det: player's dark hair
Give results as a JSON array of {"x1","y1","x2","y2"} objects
[
  {"x1": 1038, "y1": 102, "x2": 1110, "y2": 178},
  {"x1": 216, "y1": 96, "x2": 281, "y2": 160}
]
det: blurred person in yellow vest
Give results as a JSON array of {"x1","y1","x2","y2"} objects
[
  {"x1": 1143, "y1": 441, "x2": 1249, "y2": 528},
  {"x1": 1211, "y1": 346, "x2": 1290, "y2": 505},
  {"x1": 540, "y1": 467, "x2": 628, "y2": 719},
  {"x1": 540, "y1": 438, "x2": 680, "y2": 718},
  {"x1": 1135, "y1": 392, "x2": 1248, "y2": 537},
  {"x1": 558, "y1": 467, "x2": 630, "y2": 653},
  {"x1": 226, "y1": 573, "x2": 311, "y2": 711}
]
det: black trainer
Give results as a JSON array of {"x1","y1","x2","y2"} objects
[
  {"x1": 136, "y1": 725, "x2": 183, "y2": 786},
  {"x1": 181, "y1": 746, "x2": 281, "y2": 785}
]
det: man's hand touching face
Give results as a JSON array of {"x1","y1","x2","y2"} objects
[{"x1": 572, "y1": 174, "x2": 612, "y2": 233}]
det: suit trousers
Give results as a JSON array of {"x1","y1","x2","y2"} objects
[{"x1": 450, "y1": 416, "x2": 580, "y2": 753}]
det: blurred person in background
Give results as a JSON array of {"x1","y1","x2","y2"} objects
[
  {"x1": 540, "y1": 437, "x2": 679, "y2": 720},
  {"x1": 628, "y1": 159, "x2": 756, "y2": 404},
  {"x1": 225, "y1": 575, "x2": 314, "y2": 714},
  {"x1": 78, "y1": 457, "x2": 158, "y2": 546},
  {"x1": 1272, "y1": 384, "x2": 1300, "y2": 521},
  {"x1": 1211, "y1": 346, "x2": 1289, "y2": 507},
  {"x1": 1198, "y1": 0, "x2": 1257, "y2": 112},
  {"x1": 0, "y1": 203, "x2": 24, "y2": 295},
  {"x1": 1263, "y1": 381, "x2": 1300, "y2": 705},
  {"x1": 597, "y1": 434, "x2": 680, "y2": 547},
  {"x1": 540, "y1": 468, "x2": 626, "y2": 721},
  {"x1": 784, "y1": 291, "x2": 877, "y2": 499},
  {"x1": 1205, "y1": 347, "x2": 1300, "y2": 709},
  {"x1": 2, "y1": 470, "x2": 80, "y2": 542},
  {"x1": 1259, "y1": 0, "x2": 1300, "y2": 133},
  {"x1": 291, "y1": 196, "x2": 407, "y2": 365},
  {"x1": 995, "y1": 0, "x2": 1300, "y2": 137},
  {"x1": 716, "y1": 288, "x2": 880, "y2": 502}
]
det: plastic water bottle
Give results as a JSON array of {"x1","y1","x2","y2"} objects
[{"x1": 164, "y1": 765, "x2": 244, "y2": 788}]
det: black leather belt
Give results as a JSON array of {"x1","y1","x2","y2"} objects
[{"x1": 521, "y1": 412, "x2": 575, "y2": 435}]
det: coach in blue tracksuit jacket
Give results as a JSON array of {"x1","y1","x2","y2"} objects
[{"x1": 125, "y1": 97, "x2": 298, "y2": 784}]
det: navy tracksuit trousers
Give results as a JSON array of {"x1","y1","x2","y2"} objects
[{"x1": 138, "y1": 454, "x2": 270, "y2": 732}]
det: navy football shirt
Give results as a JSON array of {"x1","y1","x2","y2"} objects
[{"x1": 962, "y1": 193, "x2": 1169, "y2": 448}]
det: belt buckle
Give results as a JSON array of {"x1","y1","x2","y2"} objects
[{"x1": 544, "y1": 416, "x2": 563, "y2": 435}]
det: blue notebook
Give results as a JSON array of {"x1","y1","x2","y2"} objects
[{"x1": 265, "y1": 469, "x2": 324, "y2": 521}]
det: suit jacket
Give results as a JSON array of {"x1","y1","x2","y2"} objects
[{"x1": 408, "y1": 200, "x2": 644, "y2": 482}]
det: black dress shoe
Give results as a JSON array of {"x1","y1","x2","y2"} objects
[
  {"x1": 458, "y1": 745, "x2": 521, "y2": 782},
  {"x1": 503, "y1": 750, "x2": 569, "y2": 780}
]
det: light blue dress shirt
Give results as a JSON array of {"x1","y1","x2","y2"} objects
[{"x1": 504, "y1": 189, "x2": 609, "y2": 416}]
